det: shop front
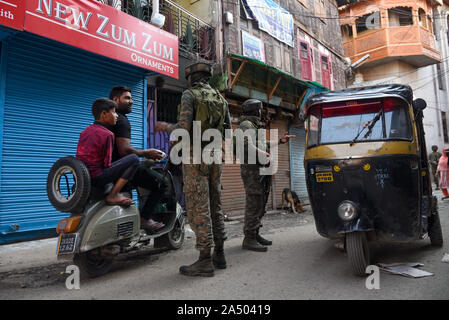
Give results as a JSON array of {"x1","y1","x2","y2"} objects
[
  {"x1": 0, "y1": 0, "x2": 178, "y2": 244},
  {"x1": 217, "y1": 53, "x2": 327, "y2": 215}
]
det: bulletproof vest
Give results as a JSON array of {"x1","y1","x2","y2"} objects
[
  {"x1": 188, "y1": 83, "x2": 227, "y2": 147},
  {"x1": 236, "y1": 117, "x2": 268, "y2": 164}
]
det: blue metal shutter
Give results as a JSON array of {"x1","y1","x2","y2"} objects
[
  {"x1": 0, "y1": 32, "x2": 147, "y2": 244},
  {"x1": 289, "y1": 126, "x2": 308, "y2": 201}
]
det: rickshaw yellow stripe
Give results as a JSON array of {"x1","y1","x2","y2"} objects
[{"x1": 305, "y1": 141, "x2": 418, "y2": 160}]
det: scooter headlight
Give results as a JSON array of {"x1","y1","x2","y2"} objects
[{"x1": 337, "y1": 201, "x2": 358, "y2": 221}]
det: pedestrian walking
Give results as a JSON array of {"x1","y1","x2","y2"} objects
[
  {"x1": 155, "y1": 62, "x2": 231, "y2": 277},
  {"x1": 436, "y1": 146, "x2": 449, "y2": 199},
  {"x1": 429, "y1": 145, "x2": 442, "y2": 190}
]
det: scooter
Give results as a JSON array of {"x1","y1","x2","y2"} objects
[{"x1": 47, "y1": 155, "x2": 185, "y2": 277}]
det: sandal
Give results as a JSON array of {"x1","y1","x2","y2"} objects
[{"x1": 106, "y1": 198, "x2": 135, "y2": 207}]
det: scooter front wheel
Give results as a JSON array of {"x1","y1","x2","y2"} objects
[
  {"x1": 154, "y1": 214, "x2": 185, "y2": 250},
  {"x1": 74, "y1": 250, "x2": 114, "y2": 278}
]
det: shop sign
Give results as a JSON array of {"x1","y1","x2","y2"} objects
[
  {"x1": 23, "y1": 0, "x2": 179, "y2": 78},
  {"x1": 241, "y1": 30, "x2": 265, "y2": 63},
  {"x1": 242, "y1": 0, "x2": 293, "y2": 47},
  {"x1": 0, "y1": 0, "x2": 25, "y2": 30}
]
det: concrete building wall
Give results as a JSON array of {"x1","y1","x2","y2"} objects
[
  {"x1": 353, "y1": 60, "x2": 445, "y2": 154},
  {"x1": 343, "y1": 0, "x2": 449, "y2": 155}
]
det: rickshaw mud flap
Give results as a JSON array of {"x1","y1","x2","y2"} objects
[{"x1": 337, "y1": 218, "x2": 374, "y2": 234}]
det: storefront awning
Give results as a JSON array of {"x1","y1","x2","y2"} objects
[
  {"x1": 0, "y1": 0, "x2": 179, "y2": 79},
  {"x1": 216, "y1": 53, "x2": 328, "y2": 112}
]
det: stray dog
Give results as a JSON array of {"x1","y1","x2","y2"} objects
[{"x1": 281, "y1": 188, "x2": 302, "y2": 214}]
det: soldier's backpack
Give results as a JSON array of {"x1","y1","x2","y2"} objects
[{"x1": 188, "y1": 83, "x2": 227, "y2": 137}]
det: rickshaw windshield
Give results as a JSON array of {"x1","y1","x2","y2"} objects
[{"x1": 307, "y1": 98, "x2": 412, "y2": 147}]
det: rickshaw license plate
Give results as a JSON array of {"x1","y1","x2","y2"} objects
[
  {"x1": 316, "y1": 172, "x2": 334, "y2": 182},
  {"x1": 57, "y1": 234, "x2": 77, "y2": 255}
]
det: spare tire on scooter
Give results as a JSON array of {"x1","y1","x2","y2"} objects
[{"x1": 47, "y1": 156, "x2": 91, "y2": 214}]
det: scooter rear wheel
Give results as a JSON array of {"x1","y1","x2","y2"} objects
[{"x1": 74, "y1": 250, "x2": 114, "y2": 278}]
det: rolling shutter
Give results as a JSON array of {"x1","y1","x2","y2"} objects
[
  {"x1": 222, "y1": 123, "x2": 246, "y2": 215},
  {"x1": 289, "y1": 126, "x2": 308, "y2": 201},
  {"x1": 221, "y1": 163, "x2": 246, "y2": 215},
  {"x1": 0, "y1": 32, "x2": 147, "y2": 244},
  {"x1": 270, "y1": 119, "x2": 290, "y2": 210}
]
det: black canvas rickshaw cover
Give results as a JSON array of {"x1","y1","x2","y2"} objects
[{"x1": 304, "y1": 84, "x2": 413, "y2": 115}]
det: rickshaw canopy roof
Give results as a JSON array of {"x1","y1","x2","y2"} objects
[{"x1": 304, "y1": 84, "x2": 413, "y2": 115}]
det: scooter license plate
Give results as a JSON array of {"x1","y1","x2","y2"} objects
[{"x1": 57, "y1": 233, "x2": 77, "y2": 255}]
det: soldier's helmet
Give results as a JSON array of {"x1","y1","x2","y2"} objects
[
  {"x1": 242, "y1": 99, "x2": 263, "y2": 114},
  {"x1": 185, "y1": 62, "x2": 212, "y2": 80}
]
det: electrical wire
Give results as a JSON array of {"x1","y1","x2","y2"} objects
[{"x1": 224, "y1": 0, "x2": 449, "y2": 21}]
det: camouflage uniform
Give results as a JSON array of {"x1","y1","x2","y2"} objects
[
  {"x1": 239, "y1": 116, "x2": 271, "y2": 238},
  {"x1": 167, "y1": 82, "x2": 231, "y2": 251}
]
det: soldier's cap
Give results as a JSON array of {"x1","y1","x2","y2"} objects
[
  {"x1": 242, "y1": 99, "x2": 263, "y2": 114},
  {"x1": 185, "y1": 63, "x2": 212, "y2": 79}
]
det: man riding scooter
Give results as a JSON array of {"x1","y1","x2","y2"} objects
[{"x1": 109, "y1": 86, "x2": 167, "y2": 231}]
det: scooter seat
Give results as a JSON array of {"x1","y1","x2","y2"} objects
[{"x1": 90, "y1": 183, "x2": 114, "y2": 199}]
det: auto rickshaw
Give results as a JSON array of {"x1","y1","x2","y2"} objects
[{"x1": 303, "y1": 84, "x2": 443, "y2": 276}]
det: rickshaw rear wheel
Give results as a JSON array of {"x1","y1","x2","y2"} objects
[
  {"x1": 429, "y1": 213, "x2": 443, "y2": 247},
  {"x1": 346, "y1": 232, "x2": 370, "y2": 276}
]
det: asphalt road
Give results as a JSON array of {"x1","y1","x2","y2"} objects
[{"x1": 0, "y1": 194, "x2": 448, "y2": 300}]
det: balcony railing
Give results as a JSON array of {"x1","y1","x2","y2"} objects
[
  {"x1": 161, "y1": 0, "x2": 215, "y2": 61},
  {"x1": 96, "y1": 0, "x2": 215, "y2": 61},
  {"x1": 343, "y1": 25, "x2": 441, "y2": 68}
]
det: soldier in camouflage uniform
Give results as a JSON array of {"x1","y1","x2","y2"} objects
[
  {"x1": 155, "y1": 63, "x2": 231, "y2": 277},
  {"x1": 239, "y1": 99, "x2": 293, "y2": 252}
]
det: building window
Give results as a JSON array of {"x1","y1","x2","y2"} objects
[
  {"x1": 320, "y1": 55, "x2": 331, "y2": 89},
  {"x1": 315, "y1": 0, "x2": 326, "y2": 22},
  {"x1": 388, "y1": 7, "x2": 413, "y2": 27},
  {"x1": 341, "y1": 24, "x2": 353, "y2": 42},
  {"x1": 356, "y1": 12, "x2": 380, "y2": 34},
  {"x1": 299, "y1": 41, "x2": 312, "y2": 80},
  {"x1": 447, "y1": 15, "x2": 449, "y2": 46},
  {"x1": 284, "y1": 50, "x2": 291, "y2": 73},
  {"x1": 437, "y1": 63, "x2": 445, "y2": 91},
  {"x1": 274, "y1": 45, "x2": 282, "y2": 69},
  {"x1": 418, "y1": 8, "x2": 427, "y2": 28},
  {"x1": 442, "y1": 112, "x2": 449, "y2": 143},
  {"x1": 155, "y1": 89, "x2": 182, "y2": 123}
]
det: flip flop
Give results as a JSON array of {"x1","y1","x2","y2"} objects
[{"x1": 106, "y1": 198, "x2": 135, "y2": 207}]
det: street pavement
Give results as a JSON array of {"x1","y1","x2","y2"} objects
[{"x1": 0, "y1": 193, "x2": 448, "y2": 300}]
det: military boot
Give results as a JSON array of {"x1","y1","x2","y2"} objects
[
  {"x1": 179, "y1": 249, "x2": 214, "y2": 277},
  {"x1": 256, "y1": 229, "x2": 272, "y2": 246},
  {"x1": 242, "y1": 235, "x2": 268, "y2": 252},
  {"x1": 212, "y1": 241, "x2": 227, "y2": 269}
]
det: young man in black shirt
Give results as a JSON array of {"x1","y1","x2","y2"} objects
[{"x1": 109, "y1": 85, "x2": 167, "y2": 231}]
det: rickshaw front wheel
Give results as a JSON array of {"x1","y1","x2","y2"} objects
[
  {"x1": 428, "y1": 213, "x2": 443, "y2": 247},
  {"x1": 346, "y1": 232, "x2": 370, "y2": 277}
]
